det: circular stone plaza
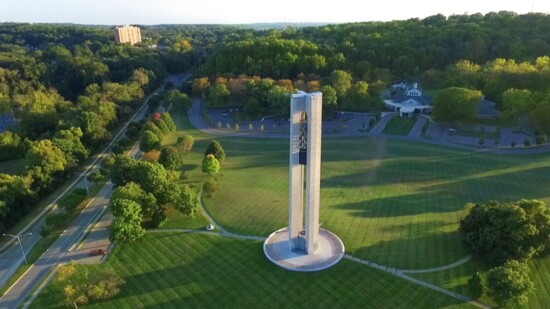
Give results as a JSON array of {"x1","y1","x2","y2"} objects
[{"x1": 264, "y1": 227, "x2": 345, "y2": 272}]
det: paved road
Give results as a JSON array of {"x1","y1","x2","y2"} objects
[
  {"x1": 407, "y1": 115, "x2": 428, "y2": 138},
  {"x1": 0, "y1": 183, "x2": 113, "y2": 308}
]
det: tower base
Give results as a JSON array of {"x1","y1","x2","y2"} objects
[{"x1": 263, "y1": 227, "x2": 344, "y2": 272}]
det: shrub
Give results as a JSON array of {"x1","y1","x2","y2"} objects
[
  {"x1": 511, "y1": 141, "x2": 516, "y2": 147},
  {"x1": 203, "y1": 179, "x2": 220, "y2": 197},
  {"x1": 205, "y1": 141, "x2": 226, "y2": 161},
  {"x1": 468, "y1": 272, "x2": 484, "y2": 298},
  {"x1": 494, "y1": 140, "x2": 500, "y2": 146},
  {"x1": 111, "y1": 144, "x2": 124, "y2": 154},
  {"x1": 523, "y1": 139, "x2": 531, "y2": 147},
  {"x1": 58, "y1": 189, "x2": 87, "y2": 213},
  {"x1": 478, "y1": 138, "x2": 485, "y2": 145},
  {"x1": 176, "y1": 135, "x2": 194, "y2": 153},
  {"x1": 535, "y1": 134, "x2": 547, "y2": 145},
  {"x1": 141, "y1": 150, "x2": 160, "y2": 162},
  {"x1": 88, "y1": 171, "x2": 104, "y2": 183}
]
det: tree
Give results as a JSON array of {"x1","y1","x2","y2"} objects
[
  {"x1": 159, "y1": 146, "x2": 184, "y2": 170},
  {"x1": 57, "y1": 264, "x2": 123, "y2": 308},
  {"x1": 164, "y1": 90, "x2": 191, "y2": 111},
  {"x1": 202, "y1": 154, "x2": 220, "y2": 175},
  {"x1": 87, "y1": 271, "x2": 125, "y2": 301},
  {"x1": 110, "y1": 154, "x2": 137, "y2": 187},
  {"x1": 459, "y1": 200, "x2": 550, "y2": 265},
  {"x1": 501, "y1": 89, "x2": 533, "y2": 121},
  {"x1": 159, "y1": 112, "x2": 176, "y2": 133},
  {"x1": 343, "y1": 81, "x2": 369, "y2": 109},
  {"x1": 26, "y1": 139, "x2": 68, "y2": 175},
  {"x1": 330, "y1": 70, "x2": 353, "y2": 101},
  {"x1": 320, "y1": 85, "x2": 337, "y2": 112},
  {"x1": 266, "y1": 85, "x2": 289, "y2": 114},
  {"x1": 53, "y1": 127, "x2": 89, "y2": 167},
  {"x1": 111, "y1": 182, "x2": 158, "y2": 220},
  {"x1": 140, "y1": 130, "x2": 161, "y2": 152},
  {"x1": 16, "y1": 89, "x2": 71, "y2": 138},
  {"x1": 0, "y1": 131, "x2": 25, "y2": 161},
  {"x1": 191, "y1": 77, "x2": 210, "y2": 97},
  {"x1": 432, "y1": 87, "x2": 482, "y2": 122},
  {"x1": 109, "y1": 199, "x2": 145, "y2": 242},
  {"x1": 204, "y1": 140, "x2": 225, "y2": 161},
  {"x1": 203, "y1": 178, "x2": 220, "y2": 197},
  {"x1": 207, "y1": 83, "x2": 230, "y2": 106},
  {"x1": 486, "y1": 260, "x2": 534, "y2": 307},
  {"x1": 173, "y1": 184, "x2": 200, "y2": 217},
  {"x1": 176, "y1": 135, "x2": 194, "y2": 154}
]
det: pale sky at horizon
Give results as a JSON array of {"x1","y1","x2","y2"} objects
[{"x1": 2, "y1": 0, "x2": 549, "y2": 25}]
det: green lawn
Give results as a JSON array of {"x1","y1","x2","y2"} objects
[
  {"x1": 207, "y1": 138, "x2": 550, "y2": 271},
  {"x1": 0, "y1": 158, "x2": 26, "y2": 175},
  {"x1": 162, "y1": 111, "x2": 550, "y2": 306},
  {"x1": 382, "y1": 117, "x2": 416, "y2": 135},
  {"x1": 32, "y1": 233, "x2": 472, "y2": 308},
  {"x1": 32, "y1": 111, "x2": 550, "y2": 307},
  {"x1": 162, "y1": 207, "x2": 210, "y2": 230}
]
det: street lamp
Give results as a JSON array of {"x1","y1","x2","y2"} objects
[
  {"x1": 3, "y1": 232, "x2": 32, "y2": 264},
  {"x1": 83, "y1": 174, "x2": 89, "y2": 196}
]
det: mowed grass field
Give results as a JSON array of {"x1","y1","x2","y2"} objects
[
  {"x1": 382, "y1": 116, "x2": 416, "y2": 135},
  {"x1": 168, "y1": 113, "x2": 550, "y2": 270},
  {"x1": 33, "y1": 112, "x2": 550, "y2": 308},
  {"x1": 196, "y1": 134, "x2": 550, "y2": 270},
  {"x1": 32, "y1": 233, "x2": 473, "y2": 309}
]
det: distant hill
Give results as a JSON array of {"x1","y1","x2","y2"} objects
[{"x1": 229, "y1": 22, "x2": 333, "y2": 30}]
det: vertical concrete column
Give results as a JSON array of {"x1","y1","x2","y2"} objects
[
  {"x1": 305, "y1": 92, "x2": 322, "y2": 254},
  {"x1": 288, "y1": 94, "x2": 305, "y2": 250}
]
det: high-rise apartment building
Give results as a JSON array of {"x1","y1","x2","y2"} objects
[{"x1": 114, "y1": 25, "x2": 141, "y2": 45}]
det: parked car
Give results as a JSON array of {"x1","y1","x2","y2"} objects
[{"x1": 89, "y1": 248, "x2": 107, "y2": 256}]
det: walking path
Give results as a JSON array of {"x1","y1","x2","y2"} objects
[{"x1": 400, "y1": 254, "x2": 472, "y2": 274}]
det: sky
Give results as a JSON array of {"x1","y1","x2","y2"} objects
[{"x1": 1, "y1": 0, "x2": 549, "y2": 25}]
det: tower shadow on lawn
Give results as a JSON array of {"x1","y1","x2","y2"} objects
[
  {"x1": 348, "y1": 229, "x2": 467, "y2": 270},
  {"x1": 332, "y1": 189, "x2": 468, "y2": 218}
]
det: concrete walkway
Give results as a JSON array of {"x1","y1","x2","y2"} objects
[
  {"x1": 369, "y1": 112, "x2": 397, "y2": 134},
  {"x1": 407, "y1": 115, "x2": 428, "y2": 138},
  {"x1": 400, "y1": 254, "x2": 472, "y2": 274},
  {"x1": 344, "y1": 254, "x2": 490, "y2": 309}
]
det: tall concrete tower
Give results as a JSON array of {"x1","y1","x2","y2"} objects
[{"x1": 263, "y1": 91, "x2": 344, "y2": 272}]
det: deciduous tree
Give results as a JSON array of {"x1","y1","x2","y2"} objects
[
  {"x1": 432, "y1": 87, "x2": 482, "y2": 122},
  {"x1": 202, "y1": 154, "x2": 220, "y2": 175},
  {"x1": 159, "y1": 146, "x2": 184, "y2": 170},
  {"x1": 487, "y1": 260, "x2": 534, "y2": 307},
  {"x1": 204, "y1": 140, "x2": 225, "y2": 161}
]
